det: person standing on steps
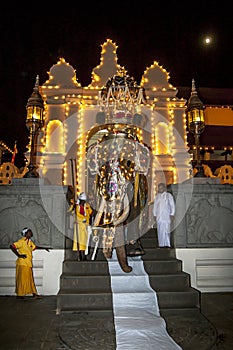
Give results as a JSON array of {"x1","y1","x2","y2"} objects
[
  {"x1": 10, "y1": 227, "x2": 51, "y2": 299},
  {"x1": 74, "y1": 192, "x2": 93, "y2": 261},
  {"x1": 153, "y1": 182, "x2": 175, "y2": 248}
]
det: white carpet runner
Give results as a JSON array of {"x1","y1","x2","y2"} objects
[{"x1": 107, "y1": 251, "x2": 182, "y2": 350}]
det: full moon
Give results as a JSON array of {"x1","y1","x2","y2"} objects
[{"x1": 203, "y1": 36, "x2": 212, "y2": 45}]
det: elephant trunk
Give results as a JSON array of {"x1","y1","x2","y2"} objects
[{"x1": 115, "y1": 245, "x2": 132, "y2": 273}]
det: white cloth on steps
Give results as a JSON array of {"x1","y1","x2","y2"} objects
[{"x1": 107, "y1": 251, "x2": 182, "y2": 350}]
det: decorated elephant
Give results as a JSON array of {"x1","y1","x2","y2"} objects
[{"x1": 87, "y1": 125, "x2": 150, "y2": 272}]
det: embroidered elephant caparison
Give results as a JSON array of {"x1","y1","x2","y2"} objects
[{"x1": 87, "y1": 129, "x2": 150, "y2": 272}]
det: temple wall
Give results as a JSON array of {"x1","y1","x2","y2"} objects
[{"x1": 171, "y1": 180, "x2": 233, "y2": 292}]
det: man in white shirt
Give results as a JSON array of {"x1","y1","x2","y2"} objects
[{"x1": 153, "y1": 183, "x2": 175, "y2": 248}]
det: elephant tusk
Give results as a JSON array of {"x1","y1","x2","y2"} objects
[{"x1": 93, "y1": 197, "x2": 106, "y2": 227}]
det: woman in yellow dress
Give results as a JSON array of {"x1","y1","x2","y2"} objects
[{"x1": 10, "y1": 227, "x2": 50, "y2": 299}]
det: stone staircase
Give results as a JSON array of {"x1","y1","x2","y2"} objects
[
  {"x1": 140, "y1": 229, "x2": 200, "y2": 317},
  {"x1": 57, "y1": 228, "x2": 200, "y2": 317}
]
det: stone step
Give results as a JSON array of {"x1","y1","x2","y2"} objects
[
  {"x1": 59, "y1": 271, "x2": 190, "y2": 291},
  {"x1": 62, "y1": 260, "x2": 109, "y2": 275},
  {"x1": 141, "y1": 247, "x2": 176, "y2": 259},
  {"x1": 141, "y1": 228, "x2": 157, "y2": 238},
  {"x1": 157, "y1": 288, "x2": 200, "y2": 309},
  {"x1": 140, "y1": 238, "x2": 158, "y2": 248},
  {"x1": 60, "y1": 274, "x2": 111, "y2": 291},
  {"x1": 65, "y1": 246, "x2": 176, "y2": 261},
  {"x1": 57, "y1": 287, "x2": 199, "y2": 314},
  {"x1": 57, "y1": 291, "x2": 113, "y2": 314},
  {"x1": 62, "y1": 258, "x2": 183, "y2": 275},
  {"x1": 65, "y1": 247, "x2": 106, "y2": 261},
  {"x1": 147, "y1": 272, "x2": 191, "y2": 291},
  {"x1": 160, "y1": 307, "x2": 202, "y2": 317},
  {"x1": 140, "y1": 228, "x2": 177, "y2": 249},
  {"x1": 140, "y1": 234, "x2": 158, "y2": 248},
  {"x1": 143, "y1": 259, "x2": 183, "y2": 274}
]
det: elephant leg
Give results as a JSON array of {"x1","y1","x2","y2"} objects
[{"x1": 115, "y1": 245, "x2": 132, "y2": 273}]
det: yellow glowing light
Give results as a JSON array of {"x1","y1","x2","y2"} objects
[{"x1": 203, "y1": 36, "x2": 212, "y2": 45}]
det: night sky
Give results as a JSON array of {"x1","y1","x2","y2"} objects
[{"x1": 0, "y1": 1, "x2": 232, "y2": 167}]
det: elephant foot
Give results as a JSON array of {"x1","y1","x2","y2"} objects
[
  {"x1": 126, "y1": 239, "x2": 145, "y2": 257},
  {"x1": 115, "y1": 245, "x2": 132, "y2": 273}
]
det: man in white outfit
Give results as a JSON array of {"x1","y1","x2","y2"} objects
[{"x1": 153, "y1": 183, "x2": 175, "y2": 248}]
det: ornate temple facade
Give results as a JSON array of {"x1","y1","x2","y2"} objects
[{"x1": 36, "y1": 39, "x2": 191, "y2": 202}]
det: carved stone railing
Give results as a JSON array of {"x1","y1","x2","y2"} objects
[
  {"x1": 171, "y1": 179, "x2": 233, "y2": 248},
  {"x1": 0, "y1": 178, "x2": 71, "y2": 248}
]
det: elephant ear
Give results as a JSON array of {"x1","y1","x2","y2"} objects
[{"x1": 113, "y1": 194, "x2": 130, "y2": 226}]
